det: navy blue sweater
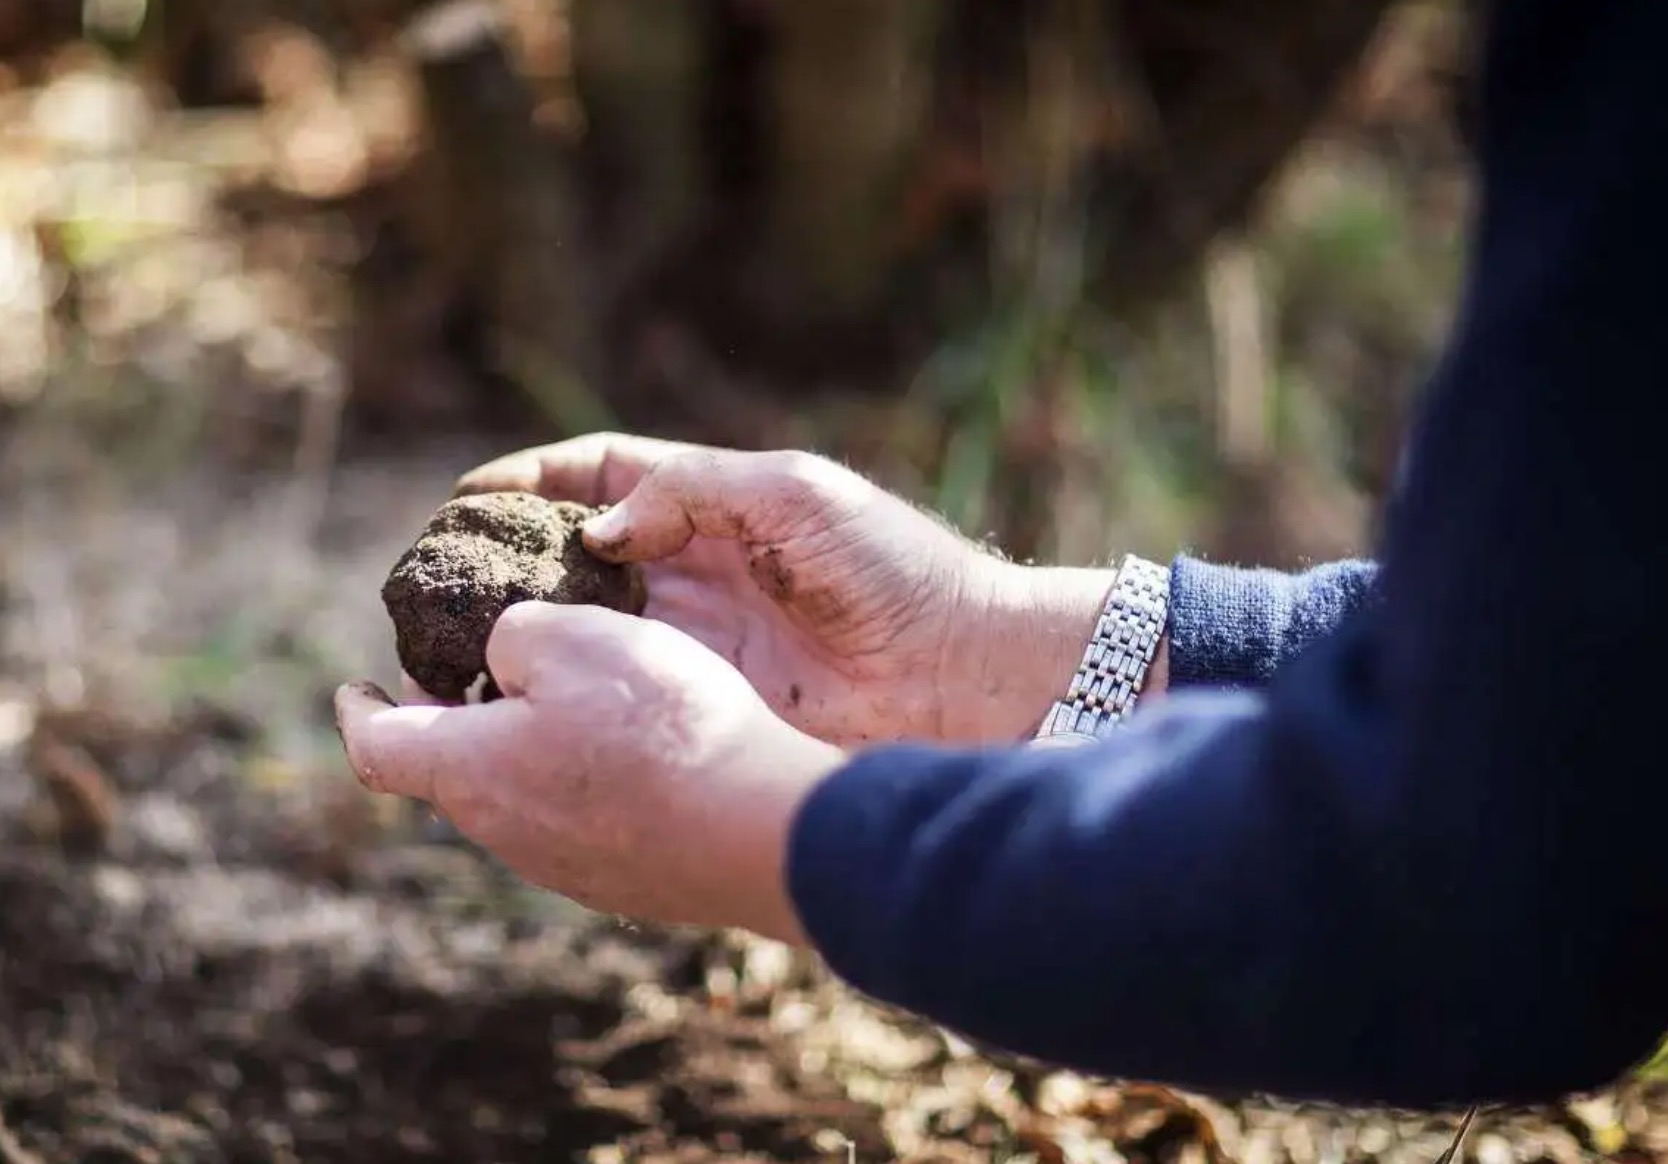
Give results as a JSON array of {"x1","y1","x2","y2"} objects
[{"x1": 787, "y1": 0, "x2": 1668, "y2": 1109}]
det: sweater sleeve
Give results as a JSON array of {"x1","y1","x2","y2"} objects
[
  {"x1": 787, "y1": 0, "x2": 1668, "y2": 1110},
  {"x1": 1166, "y1": 557, "x2": 1379, "y2": 690}
]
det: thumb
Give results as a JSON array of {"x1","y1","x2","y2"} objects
[
  {"x1": 582, "y1": 448, "x2": 859, "y2": 563},
  {"x1": 333, "y1": 681, "x2": 524, "y2": 802}
]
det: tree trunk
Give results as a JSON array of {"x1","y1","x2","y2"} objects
[
  {"x1": 0, "y1": 0, "x2": 84, "y2": 74},
  {"x1": 568, "y1": 0, "x2": 705, "y2": 302},
  {"x1": 759, "y1": 0, "x2": 944, "y2": 320},
  {"x1": 403, "y1": 4, "x2": 594, "y2": 427},
  {"x1": 1095, "y1": 0, "x2": 1398, "y2": 313}
]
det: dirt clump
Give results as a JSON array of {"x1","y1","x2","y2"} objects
[{"x1": 382, "y1": 493, "x2": 647, "y2": 701}]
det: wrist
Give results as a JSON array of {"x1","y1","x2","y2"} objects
[
  {"x1": 939, "y1": 558, "x2": 1171, "y2": 743},
  {"x1": 734, "y1": 725, "x2": 847, "y2": 947}
]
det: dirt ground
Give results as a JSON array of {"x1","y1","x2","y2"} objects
[{"x1": 0, "y1": 751, "x2": 890, "y2": 1163}]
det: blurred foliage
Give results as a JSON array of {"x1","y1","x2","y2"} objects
[{"x1": 1, "y1": 0, "x2": 1474, "y2": 726}]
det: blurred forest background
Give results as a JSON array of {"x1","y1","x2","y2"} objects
[
  {"x1": 1, "y1": 0, "x2": 1478, "y2": 573},
  {"x1": 11, "y1": 4, "x2": 1641, "y2": 1164}
]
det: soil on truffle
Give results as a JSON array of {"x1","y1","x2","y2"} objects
[{"x1": 381, "y1": 493, "x2": 647, "y2": 701}]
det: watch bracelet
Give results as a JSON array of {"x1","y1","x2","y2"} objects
[{"x1": 1034, "y1": 554, "x2": 1170, "y2": 739}]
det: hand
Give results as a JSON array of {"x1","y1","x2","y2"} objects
[
  {"x1": 455, "y1": 434, "x2": 1151, "y2": 746},
  {"x1": 335, "y1": 601, "x2": 846, "y2": 942}
]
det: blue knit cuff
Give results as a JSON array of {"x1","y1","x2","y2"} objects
[{"x1": 1167, "y1": 556, "x2": 1379, "y2": 689}]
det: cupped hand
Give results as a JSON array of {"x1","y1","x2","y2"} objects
[
  {"x1": 335, "y1": 601, "x2": 845, "y2": 941},
  {"x1": 455, "y1": 434, "x2": 1120, "y2": 745}
]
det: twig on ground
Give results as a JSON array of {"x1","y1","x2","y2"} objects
[{"x1": 1431, "y1": 1104, "x2": 1479, "y2": 1164}]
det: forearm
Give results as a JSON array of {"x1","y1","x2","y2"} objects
[
  {"x1": 794, "y1": 545, "x2": 1665, "y2": 1107},
  {"x1": 788, "y1": 0, "x2": 1668, "y2": 1106}
]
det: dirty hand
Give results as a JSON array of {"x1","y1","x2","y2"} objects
[
  {"x1": 456, "y1": 434, "x2": 1129, "y2": 745},
  {"x1": 335, "y1": 602, "x2": 844, "y2": 941}
]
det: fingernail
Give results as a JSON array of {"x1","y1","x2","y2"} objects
[
  {"x1": 348, "y1": 680, "x2": 397, "y2": 706},
  {"x1": 583, "y1": 506, "x2": 629, "y2": 550},
  {"x1": 333, "y1": 681, "x2": 394, "y2": 742}
]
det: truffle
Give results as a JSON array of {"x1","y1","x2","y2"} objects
[{"x1": 381, "y1": 492, "x2": 647, "y2": 701}]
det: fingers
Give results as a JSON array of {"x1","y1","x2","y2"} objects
[
  {"x1": 455, "y1": 438, "x2": 871, "y2": 566},
  {"x1": 583, "y1": 448, "x2": 865, "y2": 563},
  {"x1": 335, "y1": 681, "x2": 527, "y2": 802},
  {"x1": 340, "y1": 607, "x2": 635, "y2": 802},
  {"x1": 454, "y1": 432, "x2": 691, "y2": 506}
]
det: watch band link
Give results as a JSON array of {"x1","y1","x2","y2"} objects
[{"x1": 1034, "y1": 554, "x2": 1170, "y2": 740}]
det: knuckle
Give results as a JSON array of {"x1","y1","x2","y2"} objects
[
  {"x1": 647, "y1": 450, "x2": 742, "y2": 536},
  {"x1": 764, "y1": 448, "x2": 825, "y2": 484},
  {"x1": 661, "y1": 448, "x2": 726, "y2": 493},
  {"x1": 761, "y1": 449, "x2": 868, "y2": 511},
  {"x1": 564, "y1": 431, "x2": 624, "y2": 458}
]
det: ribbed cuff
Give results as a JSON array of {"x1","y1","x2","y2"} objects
[{"x1": 1167, "y1": 556, "x2": 1379, "y2": 689}]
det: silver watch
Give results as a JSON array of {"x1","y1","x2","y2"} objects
[{"x1": 1033, "y1": 554, "x2": 1170, "y2": 745}]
